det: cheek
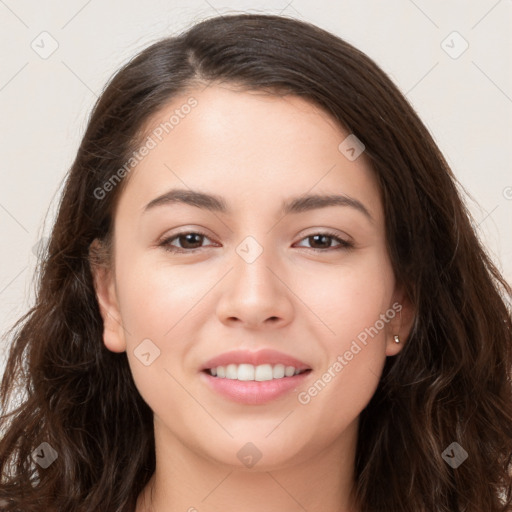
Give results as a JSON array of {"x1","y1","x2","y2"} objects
[
  {"x1": 115, "y1": 250, "x2": 211, "y2": 338},
  {"x1": 294, "y1": 250, "x2": 394, "y2": 344},
  {"x1": 293, "y1": 251, "x2": 393, "y2": 408},
  {"x1": 112, "y1": 252, "x2": 201, "y2": 402}
]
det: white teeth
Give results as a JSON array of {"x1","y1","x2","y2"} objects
[
  {"x1": 285, "y1": 366, "x2": 296, "y2": 377},
  {"x1": 207, "y1": 363, "x2": 306, "y2": 381},
  {"x1": 226, "y1": 364, "x2": 238, "y2": 379},
  {"x1": 255, "y1": 364, "x2": 273, "y2": 381},
  {"x1": 273, "y1": 364, "x2": 285, "y2": 379},
  {"x1": 238, "y1": 364, "x2": 255, "y2": 381}
]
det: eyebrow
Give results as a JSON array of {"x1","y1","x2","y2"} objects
[{"x1": 143, "y1": 188, "x2": 373, "y2": 222}]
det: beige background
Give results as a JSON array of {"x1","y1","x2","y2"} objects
[{"x1": 1, "y1": 0, "x2": 511, "y2": 375}]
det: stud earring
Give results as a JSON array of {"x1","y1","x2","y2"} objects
[{"x1": 393, "y1": 335, "x2": 400, "y2": 344}]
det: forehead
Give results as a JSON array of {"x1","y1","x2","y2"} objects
[{"x1": 115, "y1": 84, "x2": 382, "y2": 223}]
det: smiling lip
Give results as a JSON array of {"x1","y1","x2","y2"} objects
[
  {"x1": 199, "y1": 348, "x2": 312, "y2": 405},
  {"x1": 200, "y1": 370, "x2": 311, "y2": 405},
  {"x1": 200, "y1": 349, "x2": 311, "y2": 372}
]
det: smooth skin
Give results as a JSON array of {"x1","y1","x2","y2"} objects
[{"x1": 91, "y1": 83, "x2": 414, "y2": 512}]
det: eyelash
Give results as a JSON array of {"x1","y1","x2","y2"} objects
[{"x1": 158, "y1": 230, "x2": 354, "y2": 254}]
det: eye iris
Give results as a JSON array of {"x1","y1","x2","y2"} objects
[
  {"x1": 179, "y1": 233, "x2": 203, "y2": 249},
  {"x1": 310, "y1": 234, "x2": 331, "y2": 249}
]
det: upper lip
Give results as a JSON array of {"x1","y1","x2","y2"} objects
[{"x1": 200, "y1": 349, "x2": 312, "y2": 372}]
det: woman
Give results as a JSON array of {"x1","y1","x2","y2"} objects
[{"x1": 1, "y1": 13, "x2": 511, "y2": 512}]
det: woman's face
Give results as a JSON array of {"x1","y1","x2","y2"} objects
[{"x1": 93, "y1": 84, "x2": 409, "y2": 470}]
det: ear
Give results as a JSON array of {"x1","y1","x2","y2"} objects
[
  {"x1": 385, "y1": 284, "x2": 415, "y2": 357},
  {"x1": 89, "y1": 239, "x2": 127, "y2": 353}
]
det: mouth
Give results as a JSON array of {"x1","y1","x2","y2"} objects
[
  {"x1": 200, "y1": 362, "x2": 312, "y2": 405},
  {"x1": 199, "y1": 348, "x2": 313, "y2": 404}
]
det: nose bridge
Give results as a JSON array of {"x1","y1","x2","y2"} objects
[
  {"x1": 215, "y1": 233, "x2": 293, "y2": 326},
  {"x1": 232, "y1": 233, "x2": 280, "y2": 299}
]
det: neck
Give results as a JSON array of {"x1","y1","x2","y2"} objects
[{"x1": 136, "y1": 416, "x2": 360, "y2": 512}]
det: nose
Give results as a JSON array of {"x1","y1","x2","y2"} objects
[{"x1": 215, "y1": 242, "x2": 294, "y2": 330}]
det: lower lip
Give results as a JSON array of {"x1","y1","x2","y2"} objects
[{"x1": 200, "y1": 370, "x2": 311, "y2": 405}]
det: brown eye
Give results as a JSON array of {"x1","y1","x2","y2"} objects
[
  {"x1": 308, "y1": 234, "x2": 333, "y2": 249},
  {"x1": 159, "y1": 231, "x2": 214, "y2": 253},
  {"x1": 295, "y1": 232, "x2": 353, "y2": 251},
  {"x1": 175, "y1": 233, "x2": 205, "y2": 249}
]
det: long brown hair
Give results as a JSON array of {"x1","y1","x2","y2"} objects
[{"x1": 1, "y1": 13, "x2": 511, "y2": 512}]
